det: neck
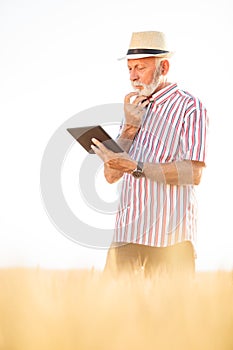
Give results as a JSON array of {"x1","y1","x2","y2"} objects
[{"x1": 150, "y1": 80, "x2": 170, "y2": 98}]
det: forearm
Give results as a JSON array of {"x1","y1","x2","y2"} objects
[
  {"x1": 104, "y1": 158, "x2": 203, "y2": 185},
  {"x1": 92, "y1": 133, "x2": 204, "y2": 185},
  {"x1": 103, "y1": 92, "x2": 149, "y2": 183},
  {"x1": 116, "y1": 125, "x2": 139, "y2": 152},
  {"x1": 143, "y1": 160, "x2": 204, "y2": 185}
]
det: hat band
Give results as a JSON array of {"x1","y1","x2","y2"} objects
[{"x1": 127, "y1": 48, "x2": 169, "y2": 55}]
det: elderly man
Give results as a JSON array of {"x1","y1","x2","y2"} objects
[{"x1": 91, "y1": 31, "x2": 208, "y2": 277}]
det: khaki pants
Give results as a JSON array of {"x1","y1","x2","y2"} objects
[{"x1": 104, "y1": 241, "x2": 195, "y2": 278}]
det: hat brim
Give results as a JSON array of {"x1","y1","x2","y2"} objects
[{"x1": 118, "y1": 52, "x2": 174, "y2": 61}]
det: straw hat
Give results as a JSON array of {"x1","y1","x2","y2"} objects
[{"x1": 119, "y1": 31, "x2": 173, "y2": 60}]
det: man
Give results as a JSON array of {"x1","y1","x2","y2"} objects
[{"x1": 91, "y1": 31, "x2": 208, "y2": 277}]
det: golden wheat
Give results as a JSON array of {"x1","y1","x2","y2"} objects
[{"x1": 0, "y1": 268, "x2": 232, "y2": 350}]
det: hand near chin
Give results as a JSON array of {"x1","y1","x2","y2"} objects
[{"x1": 123, "y1": 91, "x2": 150, "y2": 131}]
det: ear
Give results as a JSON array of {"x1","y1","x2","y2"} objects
[{"x1": 160, "y1": 60, "x2": 170, "y2": 75}]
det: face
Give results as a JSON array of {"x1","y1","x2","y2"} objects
[{"x1": 127, "y1": 57, "x2": 162, "y2": 97}]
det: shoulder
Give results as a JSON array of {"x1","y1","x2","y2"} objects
[{"x1": 177, "y1": 88, "x2": 207, "y2": 113}]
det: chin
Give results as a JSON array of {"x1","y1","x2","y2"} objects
[
  {"x1": 138, "y1": 89, "x2": 152, "y2": 97},
  {"x1": 134, "y1": 88, "x2": 147, "y2": 96}
]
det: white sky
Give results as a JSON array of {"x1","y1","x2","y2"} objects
[{"x1": 0, "y1": 0, "x2": 232, "y2": 271}]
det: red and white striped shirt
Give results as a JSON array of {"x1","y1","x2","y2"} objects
[{"x1": 114, "y1": 83, "x2": 208, "y2": 248}]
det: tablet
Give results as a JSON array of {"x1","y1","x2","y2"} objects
[{"x1": 67, "y1": 125, "x2": 124, "y2": 153}]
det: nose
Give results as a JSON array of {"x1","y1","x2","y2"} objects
[{"x1": 129, "y1": 69, "x2": 139, "y2": 81}]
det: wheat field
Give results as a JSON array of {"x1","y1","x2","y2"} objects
[{"x1": 0, "y1": 268, "x2": 232, "y2": 350}]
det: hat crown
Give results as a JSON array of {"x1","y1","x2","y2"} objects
[
  {"x1": 118, "y1": 30, "x2": 173, "y2": 60},
  {"x1": 129, "y1": 31, "x2": 168, "y2": 51}
]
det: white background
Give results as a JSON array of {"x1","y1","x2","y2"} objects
[{"x1": 0, "y1": 0, "x2": 232, "y2": 271}]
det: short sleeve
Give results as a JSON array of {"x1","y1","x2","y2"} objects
[{"x1": 179, "y1": 98, "x2": 209, "y2": 165}]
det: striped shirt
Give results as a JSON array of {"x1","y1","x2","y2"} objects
[{"x1": 114, "y1": 83, "x2": 208, "y2": 248}]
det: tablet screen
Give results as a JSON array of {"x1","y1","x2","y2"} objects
[{"x1": 67, "y1": 125, "x2": 124, "y2": 153}]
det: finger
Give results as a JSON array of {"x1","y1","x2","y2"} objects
[
  {"x1": 91, "y1": 138, "x2": 119, "y2": 163},
  {"x1": 132, "y1": 95, "x2": 149, "y2": 105},
  {"x1": 91, "y1": 138, "x2": 109, "y2": 152},
  {"x1": 124, "y1": 92, "x2": 139, "y2": 104},
  {"x1": 91, "y1": 144, "x2": 109, "y2": 163},
  {"x1": 140, "y1": 99, "x2": 150, "y2": 109},
  {"x1": 90, "y1": 144, "x2": 101, "y2": 156},
  {"x1": 91, "y1": 137, "x2": 101, "y2": 147}
]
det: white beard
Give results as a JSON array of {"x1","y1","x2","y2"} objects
[{"x1": 132, "y1": 67, "x2": 162, "y2": 97}]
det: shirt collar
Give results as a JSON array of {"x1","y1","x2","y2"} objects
[{"x1": 150, "y1": 83, "x2": 178, "y2": 105}]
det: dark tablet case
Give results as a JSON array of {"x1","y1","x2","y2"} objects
[{"x1": 67, "y1": 125, "x2": 124, "y2": 153}]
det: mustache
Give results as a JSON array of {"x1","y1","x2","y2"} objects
[{"x1": 132, "y1": 81, "x2": 145, "y2": 88}]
